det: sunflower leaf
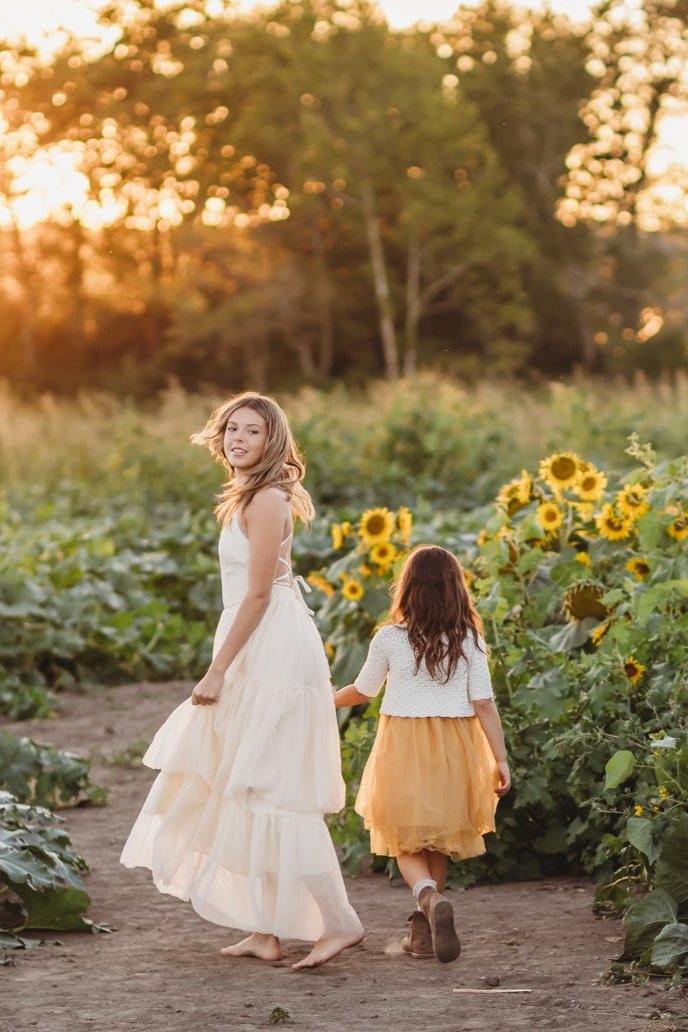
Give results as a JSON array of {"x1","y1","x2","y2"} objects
[
  {"x1": 626, "y1": 817, "x2": 661, "y2": 863},
  {"x1": 650, "y1": 922, "x2": 688, "y2": 969},
  {"x1": 656, "y1": 812, "x2": 688, "y2": 905},
  {"x1": 604, "y1": 750, "x2": 635, "y2": 790},
  {"x1": 623, "y1": 889, "x2": 677, "y2": 959}
]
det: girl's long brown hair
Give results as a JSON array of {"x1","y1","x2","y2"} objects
[
  {"x1": 386, "y1": 545, "x2": 484, "y2": 682},
  {"x1": 191, "y1": 392, "x2": 315, "y2": 526}
]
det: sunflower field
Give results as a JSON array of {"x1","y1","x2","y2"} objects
[
  {"x1": 308, "y1": 439, "x2": 688, "y2": 979},
  {"x1": 3, "y1": 381, "x2": 688, "y2": 974}
]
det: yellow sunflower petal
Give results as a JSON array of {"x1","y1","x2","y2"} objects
[
  {"x1": 617, "y1": 484, "x2": 650, "y2": 521},
  {"x1": 539, "y1": 451, "x2": 582, "y2": 491},
  {"x1": 575, "y1": 467, "x2": 607, "y2": 502},
  {"x1": 623, "y1": 656, "x2": 645, "y2": 684},
  {"x1": 596, "y1": 504, "x2": 634, "y2": 541},
  {"x1": 536, "y1": 501, "x2": 564, "y2": 532},
  {"x1": 625, "y1": 557, "x2": 650, "y2": 581},
  {"x1": 668, "y1": 514, "x2": 688, "y2": 541},
  {"x1": 341, "y1": 579, "x2": 364, "y2": 601},
  {"x1": 370, "y1": 542, "x2": 398, "y2": 567},
  {"x1": 359, "y1": 507, "x2": 396, "y2": 546}
]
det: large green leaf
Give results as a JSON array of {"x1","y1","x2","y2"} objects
[
  {"x1": 637, "y1": 512, "x2": 662, "y2": 552},
  {"x1": 549, "y1": 618, "x2": 597, "y2": 653},
  {"x1": 623, "y1": 889, "x2": 677, "y2": 959},
  {"x1": 604, "y1": 750, "x2": 635, "y2": 790},
  {"x1": 656, "y1": 813, "x2": 688, "y2": 906},
  {"x1": 626, "y1": 817, "x2": 661, "y2": 863},
  {"x1": 0, "y1": 733, "x2": 106, "y2": 809},
  {"x1": 11, "y1": 883, "x2": 95, "y2": 932},
  {"x1": 650, "y1": 922, "x2": 688, "y2": 969}
]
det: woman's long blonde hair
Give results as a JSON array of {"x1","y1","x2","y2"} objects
[{"x1": 191, "y1": 392, "x2": 315, "y2": 526}]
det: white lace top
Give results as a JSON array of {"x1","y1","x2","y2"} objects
[{"x1": 354, "y1": 625, "x2": 493, "y2": 718}]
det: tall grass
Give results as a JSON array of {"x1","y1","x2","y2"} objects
[{"x1": 2, "y1": 373, "x2": 688, "y2": 514}]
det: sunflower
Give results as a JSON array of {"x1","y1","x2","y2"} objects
[
  {"x1": 623, "y1": 656, "x2": 645, "y2": 684},
  {"x1": 476, "y1": 530, "x2": 491, "y2": 547},
  {"x1": 634, "y1": 804, "x2": 644, "y2": 817},
  {"x1": 325, "y1": 642, "x2": 335, "y2": 658},
  {"x1": 575, "y1": 551, "x2": 591, "y2": 567},
  {"x1": 575, "y1": 466, "x2": 607, "y2": 502},
  {"x1": 539, "y1": 451, "x2": 582, "y2": 491},
  {"x1": 668, "y1": 513, "x2": 688, "y2": 541},
  {"x1": 536, "y1": 501, "x2": 564, "y2": 532},
  {"x1": 617, "y1": 484, "x2": 650, "y2": 521},
  {"x1": 307, "y1": 573, "x2": 335, "y2": 597},
  {"x1": 573, "y1": 502, "x2": 596, "y2": 522},
  {"x1": 397, "y1": 506, "x2": 413, "y2": 544},
  {"x1": 596, "y1": 504, "x2": 634, "y2": 541},
  {"x1": 497, "y1": 470, "x2": 533, "y2": 516},
  {"x1": 370, "y1": 541, "x2": 398, "y2": 567},
  {"x1": 625, "y1": 557, "x2": 650, "y2": 581},
  {"x1": 340, "y1": 521, "x2": 352, "y2": 537},
  {"x1": 463, "y1": 568, "x2": 475, "y2": 588},
  {"x1": 359, "y1": 507, "x2": 396, "y2": 546},
  {"x1": 591, "y1": 620, "x2": 611, "y2": 647},
  {"x1": 331, "y1": 523, "x2": 344, "y2": 550},
  {"x1": 341, "y1": 579, "x2": 364, "y2": 601},
  {"x1": 564, "y1": 582, "x2": 609, "y2": 622}
]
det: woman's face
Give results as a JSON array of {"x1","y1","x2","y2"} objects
[{"x1": 223, "y1": 406, "x2": 268, "y2": 471}]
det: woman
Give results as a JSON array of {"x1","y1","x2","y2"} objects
[{"x1": 121, "y1": 392, "x2": 363, "y2": 969}]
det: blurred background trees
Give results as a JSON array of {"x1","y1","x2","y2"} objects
[{"x1": 0, "y1": 0, "x2": 686, "y2": 394}]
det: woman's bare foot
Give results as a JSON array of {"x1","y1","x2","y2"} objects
[
  {"x1": 220, "y1": 933, "x2": 282, "y2": 961},
  {"x1": 292, "y1": 932, "x2": 364, "y2": 970}
]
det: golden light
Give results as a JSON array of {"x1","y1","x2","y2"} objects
[
  {"x1": 2, "y1": 148, "x2": 90, "y2": 230},
  {"x1": 1, "y1": 0, "x2": 687, "y2": 232}
]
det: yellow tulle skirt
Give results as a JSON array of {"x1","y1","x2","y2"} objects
[{"x1": 355, "y1": 715, "x2": 498, "y2": 861}]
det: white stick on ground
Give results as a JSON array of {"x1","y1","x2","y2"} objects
[{"x1": 452, "y1": 988, "x2": 534, "y2": 994}]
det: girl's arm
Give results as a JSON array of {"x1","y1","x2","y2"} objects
[
  {"x1": 471, "y1": 698, "x2": 511, "y2": 796},
  {"x1": 333, "y1": 632, "x2": 390, "y2": 708},
  {"x1": 192, "y1": 488, "x2": 289, "y2": 705},
  {"x1": 334, "y1": 684, "x2": 370, "y2": 708}
]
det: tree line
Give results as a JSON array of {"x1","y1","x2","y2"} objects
[{"x1": 0, "y1": 0, "x2": 687, "y2": 394}]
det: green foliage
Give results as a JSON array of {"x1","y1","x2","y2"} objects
[
  {"x1": 4, "y1": 377, "x2": 687, "y2": 718},
  {"x1": 0, "y1": 733, "x2": 106, "y2": 809},
  {"x1": 0, "y1": 498, "x2": 219, "y2": 717},
  {"x1": 313, "y1": 443, "x2": 688, "y2": 943},
  {"x1": 0, "y1": 791, "x2": 102, "y2": 945}
]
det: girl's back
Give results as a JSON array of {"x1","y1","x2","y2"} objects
[{"x1": 354, "y1": 624, "x2": 493, "y2": 718}]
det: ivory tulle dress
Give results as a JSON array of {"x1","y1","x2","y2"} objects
[{"x1": 120, "y1": 517, "x2": 363, "y2": 942}]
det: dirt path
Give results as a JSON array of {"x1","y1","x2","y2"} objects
[{"x1": 2, "y1": 683, "x2": 686, "y2": 1032}]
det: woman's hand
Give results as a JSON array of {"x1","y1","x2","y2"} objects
[
  {"x1": 494, "y1": 759, "x2": 511, "y2": 797},
  {"x1": 191, "y1": 669, "x2": 224, "y2": 706}
]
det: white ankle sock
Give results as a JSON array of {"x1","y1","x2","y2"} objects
[{"x1": 412, "y1": 878, "x2": 437, "y2": 899}]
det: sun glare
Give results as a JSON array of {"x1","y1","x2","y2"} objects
[{"x1": 1, "y1": 0, "x2": 687, "y2": 231}]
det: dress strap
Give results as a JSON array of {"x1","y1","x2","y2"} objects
[{"x1": 273, "y1": 555, "x2": 292, "y2": 585}]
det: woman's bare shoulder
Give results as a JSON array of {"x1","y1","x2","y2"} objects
[{"x1": 245, "y1": 486, "x2": 291, "y2": 521}]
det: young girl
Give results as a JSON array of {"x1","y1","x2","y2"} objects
[
  {"x1": 121, "y1": 392, "x2": 363, "y2": 969},
  {"x1": 334, "y1": 545, "x2": 510, "y2": 963}
]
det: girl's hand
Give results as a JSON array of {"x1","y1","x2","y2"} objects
[
  {"x1": 495, "y1": 760, "x2": 511, "y2": 797},
  {"x1": 191, "y1": 669, "x2": 224, "y2": 706}
]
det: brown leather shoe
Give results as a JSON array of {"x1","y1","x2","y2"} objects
[
  {"x1": 400, "y1": 911, "x2": 434, "y2": 959},
  {"x1": 417, "y1": 887, "x2": 461, "y2": 963}
]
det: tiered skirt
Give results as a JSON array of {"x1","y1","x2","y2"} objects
[{"x1": 120, "y1": 585, "x2": 363, "y2": 941}]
